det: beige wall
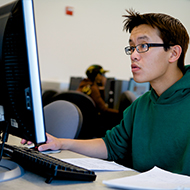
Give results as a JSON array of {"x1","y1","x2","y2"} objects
[{"x1": 1, "y1": 0, "x2": 190, "y2": 90}]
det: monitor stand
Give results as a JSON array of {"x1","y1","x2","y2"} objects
[
  {"x1": 0, "y1": 158, "x2": 24, "y2": 182},
  {"x1": 0, "y1": 122, "x2": 24, "y2": 182}
]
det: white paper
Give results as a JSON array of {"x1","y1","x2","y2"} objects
[
  {"x1": 61, "y1": 157, "x2": 132, "y2": 171},
  {"x1": 103, "y1": 166, "x2": 190, "y2": 190}
]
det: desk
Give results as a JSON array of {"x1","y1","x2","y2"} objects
[{"x1": 1, "y1": 135, "x2": 138, "y2": 190}]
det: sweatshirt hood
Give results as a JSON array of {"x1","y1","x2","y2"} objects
[{"x1": 150, "y1": 65, "x2": 190, "y2": 104}]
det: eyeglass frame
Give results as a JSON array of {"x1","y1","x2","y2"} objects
[{"x1": 124, "y1": 43, "x2": 173, "y2": 55}]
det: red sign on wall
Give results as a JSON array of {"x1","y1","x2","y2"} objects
[{"x1": 66, "y1": 6, "x2": 73, "y2": 16}]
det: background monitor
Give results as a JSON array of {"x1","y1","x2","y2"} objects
[
  {"x1": 104, "y1": 77, "x2": 115, "y2": 108},
  {"x1": 113, "y1": 79, "x2": 129, "y2": 109},
  {"x1": 104, "y1": 78, "x2": 129, "y2": 109},
  {"x1": 128, "y1": 78, "x2": 150, "y2": 98},
  {"x1": 68, "y1": 77, "x2": 83, "y2": 90},
  {"x1": 0, "y1": 0, "x2": 46, "y2": 151}
]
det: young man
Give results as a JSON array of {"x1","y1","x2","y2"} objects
[
  {"x1": 77, "y1": 64, "x2": 118, "y2": 114},
  {"x1": 22, "y1": 10, "x2": 190, "y2": 175},
  {"x1": 77, "y1": 64, "x2": 119, "y2": 135}
]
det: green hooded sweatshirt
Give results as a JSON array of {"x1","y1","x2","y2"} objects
[{"x1": 103, "y1": 65, "x2": 190, "y2": 176}]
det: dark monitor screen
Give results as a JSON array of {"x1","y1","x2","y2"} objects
[
  {"x1": 0, "y1": 0, "x2": 46, "y2": 148},
  {"x1": 128, "y1": 78, "x2": 150, "y2": 98},
  {"x1": 69, "y1": 77, "x2": 83, "y2": 90},
  {"x1": 113, "y1": 80, "x2": 129, "y2": 109}
]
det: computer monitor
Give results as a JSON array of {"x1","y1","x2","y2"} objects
[
  {"x1": 113, "y1": 80, "x2": 129, "y2": 109},
  {"x1": 128, "y1": 78, "x2": 150, "y2": 98},
  {"x1": 69, "y1": 77, "x2": 83, "y2": 90},
  {"x1": 0, "y1": 0, "x2": 46, "y2": 159},
  {"x1": 104, "y1": 77, "x2": 115, "y2": 107}
]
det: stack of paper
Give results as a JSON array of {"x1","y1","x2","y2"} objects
[{"x1": 103, "y1": 166, "x2": 190, "y2": 190}]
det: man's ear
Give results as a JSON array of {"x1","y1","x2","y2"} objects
[{"x1": 169, "y1": 45, "x2": 182, "y2": 63}]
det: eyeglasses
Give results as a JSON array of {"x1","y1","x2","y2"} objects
[{"x1": 124, "y1": 43, "x2": 172, "y2": 55}]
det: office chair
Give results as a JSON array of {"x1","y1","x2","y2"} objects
[
  {"x1": 118, "y1": 90, "x2": 137, "y2": 114},
  {"x1": 52, "y1": 91, "x2": 98, "y2": 139},
  {"x1": 44, "y1": 100, "x2": 83, "y2": 139},
  {"x1": 42, "y1": 90, "x2": 58, "y2": 107}
]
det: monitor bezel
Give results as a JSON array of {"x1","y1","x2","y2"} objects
[{"x1": 22, "y1": 0, "x2": 46, "y2": 144}]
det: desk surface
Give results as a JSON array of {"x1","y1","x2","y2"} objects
[{"x1": 1, "y1": 135, "x2": 137, "y2": 190}]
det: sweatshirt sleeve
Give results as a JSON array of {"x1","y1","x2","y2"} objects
[{"x1": 102, "y1": 104, "x2": 135, "y2": 161}]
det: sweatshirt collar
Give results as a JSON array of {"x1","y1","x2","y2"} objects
[{"x1": 150, "y1": 65, "x2": 190, "y2": 104}]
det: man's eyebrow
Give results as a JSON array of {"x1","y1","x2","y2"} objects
[
  {"x1": 138, "y1": 36, "x2": 149, "y2": 40},
  {"x1": 129, "y1": 35, "x2": 149, "y2": 43}
]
